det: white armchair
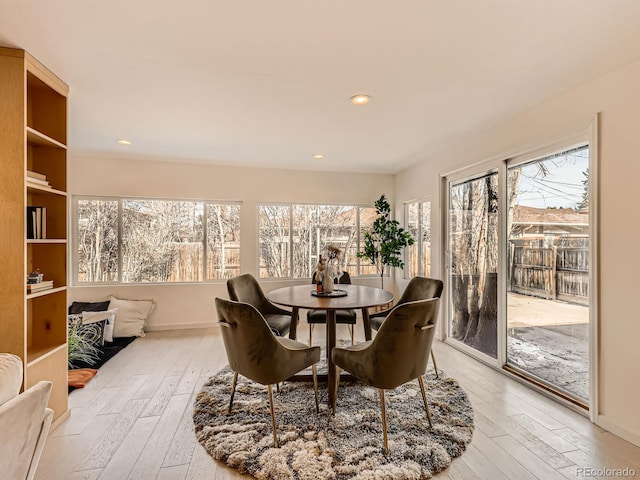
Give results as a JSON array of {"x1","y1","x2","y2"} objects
[{"x1": 0, "y1": 353, "x2": 53, "y2": 480}]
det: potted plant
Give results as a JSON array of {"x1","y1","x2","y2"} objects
[
  {"x1": 67, "y1": 317, "x2": 101, "y2": 368},
  {"x1": 358, "y1": 194, "x2": 414, "y2": 289}
]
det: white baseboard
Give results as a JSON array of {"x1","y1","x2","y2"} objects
[
  {"x1": 597, "y1": 415, "x2": 640, "y2": 448},
  {"x1": 145, "y1": 321, "x2": 217, "y2": 332},
  {"x1": 50, "y1": 409, "x2": 71, "y2": 433}
]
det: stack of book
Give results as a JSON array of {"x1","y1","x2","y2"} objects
[
  {"x1": 26, "y1": 170, "x2": 51, "y2": 188},
  {"x1": 27, "y1": 280, "x2": 54, "y2": 294},
  {"x1": 26, "y1": 206, "x2": 47, "y2": 239}
]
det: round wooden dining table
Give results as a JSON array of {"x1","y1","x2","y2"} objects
[{"x1": 267, "y1": 284, "x2": 394, "y2": 406}]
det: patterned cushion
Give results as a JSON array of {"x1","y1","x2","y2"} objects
[
  {"x1": 82, "y1": 309, "x2": 117, "y2": 343},
  {"x1": 68, "y1": 314, "x2": 107, "y2": 348}
]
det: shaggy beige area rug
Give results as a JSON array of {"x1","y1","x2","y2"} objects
[{"x1": 193, "y1": 367, "x2": 474, "y2": 479}]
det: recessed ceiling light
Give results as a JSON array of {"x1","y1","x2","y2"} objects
[
  {"x1": 313, "y1": 154, "x2": 324, "y2": 160},
  {"x1": 350, "y1": 94, "x2": 371, "y2": 106},
  {"x1": 117, "y1": 139, "x2": 133, "y2": 146}
]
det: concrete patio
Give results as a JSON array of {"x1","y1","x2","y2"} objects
[{"x1": 507, "y1": 292, "x2": 589, "y2": 402}]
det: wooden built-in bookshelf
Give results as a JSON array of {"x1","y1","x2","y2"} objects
[{"x1": 0, "y1": 47, "x2": 69, "y2": 422}]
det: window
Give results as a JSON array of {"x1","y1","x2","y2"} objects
[
  {"x1": 122, "y1": 200, "x2": 204, "y2": 283},
  {"x1": 258, "y1": 203, "x2": 375, "y2": 279},
  {"x1": 358, "y1": 207, "x2": 377, "y2": 275},
  {"x1": 506, "y1": 145, "x2": 591, "y2": 402},
  {"x1": 206, "y1": 204, "x2": 241, "y2": 279},
  {"x1": 75, "y1": 197, "x2": 240, "y2": 284},
  {"x1": 77, "y1": 198, "x2": 118, "y2": 283},
  {"x1": 447, "y1": 172, "x2": 499, "y2": 358},
  {"x1": 443, "y1": 140, "x2": 594, "y2": 407},
  {"x1": 405, "y1": 200, "x2": 431, "y2": 278},
  {"x1": 258, "y1": 205, "x2": 290, "y2": 278}
]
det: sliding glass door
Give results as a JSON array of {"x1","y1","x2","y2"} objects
[
  {"x1": 448, "y1": 172, "x2": 499, "y2": 359},
  {"x1": 506, "y1": 146, "x2": 590, "y2": 404},
  {"x1": 445, "y1": 142, "x2": 593, "y2": 407}
]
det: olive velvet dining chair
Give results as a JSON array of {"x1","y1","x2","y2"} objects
[
  {"x1": 215, "y1": 297, "x2": 321, "y2": 448},
  {"x1": 332, "y1": 297, "x2": 440, "y2": 455},
  {"x1": 370, "y1": 276, "x2": 443, "y2": 378},
  {"x1": 307, "y1": 271, "x2": 357, "y2": 345},
  {"x1": 227, "y1": 273, "x2": 292, "y2": 337}
]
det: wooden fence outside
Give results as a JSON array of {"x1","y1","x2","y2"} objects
[
  {"x1": 509, "y1": 236, "x2": 589, "y2": 305},
  {"x1": 167, "y1": 242, "x2": 241, "y2": 282}
]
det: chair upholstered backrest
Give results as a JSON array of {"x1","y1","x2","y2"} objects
[
  {"x1": 396, "y1": 277, "x2": 443, "y2": 305},
  {"x1": 227, "y1": 274, "x2": 271, "y2": 313},
  {"x1": 216, "y1": 298, "x2": 281, "y2": 385},
  {"x1": 357, "y1": 298, "x2": 439, "y2": 390},
  {"x1": 216, "y1": 298, "x2": 314, "y2": 385},
  {"x1": 227, "y1": 274, "x2": 292, "y2": 337}
]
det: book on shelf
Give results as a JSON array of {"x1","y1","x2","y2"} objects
[
  {"x1": 26, "y1": 170, "x2": 51, "y2": 188},
  {"x1": 26, "y1": 177, "x2": 51, "y2": 188},
  {"x1": 26, "y1": 206, "x2": 47, "y2": 239},
  {"x1": 27, "y1": 170, "x2": 47, "y2": 181},
  {"x1": 27, "y1": 271, "x2": 44, "y2": 284},
  {"x1": 26, "y1": 280, "x2": 54, "y2": 293}
]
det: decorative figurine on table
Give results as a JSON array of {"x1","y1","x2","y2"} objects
[{"x1": 323, "y1": 246, "x2": 343, "y2": 293}]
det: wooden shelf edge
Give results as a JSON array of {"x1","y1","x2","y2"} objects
[
  {"x1": 26, "y1": 126, "x2": 67, "y2": 149},
  {"x1": 27, "y1": 286, "x2": 66, "y2": 300},
  {"x1": 25, "y1": 52, "x2": 69, "y2": 97},
  {"x1": 27, "y1": 343, "x2": 67, "y2": 367},
  {"x1": 0, "y1": 47, "x2": 26, "y2": 58},
  {"x1": 27, "y1": 239, "x2": 67, "y2": 244},
  {"x1": 26, "y1": 181, "x2": 67, "y2": 196}
]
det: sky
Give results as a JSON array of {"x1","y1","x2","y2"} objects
[{"x1": 513, "y1": 146, "x2": 589, "y2": 210}]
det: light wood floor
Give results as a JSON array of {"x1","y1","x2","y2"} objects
[{"x1": 37, "y1": 326, "x2": 640, "y2": 480}]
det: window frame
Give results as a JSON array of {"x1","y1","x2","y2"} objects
[
  {"x1": 403, "y1": 197, "x2": 432, "y2": 279},
  {"x1": 256, "y1": 201, "x2": 380, "y2": 280},
  {"x1": 72, "y1": 195, "x2": 242, "y2": 286}
]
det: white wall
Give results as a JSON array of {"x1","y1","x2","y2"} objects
[
  {"x1": 68, "y1": 158, "x2": 394, "y2": 330},
  {"x1": 395, "y1": 58, "x2": 640, "y2": 446}
]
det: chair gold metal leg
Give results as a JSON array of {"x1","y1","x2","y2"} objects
[
  {"x1": 267, "y1": 384, "x2": 279, "y2": 448},
  {"x1": 276, "y1": 382, "x2": 280, "y2": 393},
  {"x1": 309, "y1": 324, "x2": 313, "y2": 346},
  {"x1": 350, "y1": 324, "x2": 354, "y2": 345},
  {"x1": 333, "y1": 367, "x2": 341, "y2": 414},
  {"x1": 312, "y1": 364, "x2": 319, "y2": 413},
  {"x1": 431, "y1": 350, "x2": 440, "y2": 379},
  {"x1": 418, "y1": 376, "x2": 433, "y2": 429},
  {"x1": 229, "y1": 371, "x2": 238, "y2": 413},
  {"x1": 380, "y1": 389, "x2": 389, "y2": 456}
]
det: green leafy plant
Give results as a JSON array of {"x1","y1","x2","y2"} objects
[
  {"x1": 68, "y1": 319, "x2": 100, "y2": 368},
  {"x1": 357, "y1": 194, "x2": 415, "y2": 289}
]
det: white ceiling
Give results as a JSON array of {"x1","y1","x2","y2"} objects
[{"x1": 2, "y1": 1, "x2": 640, "y2": 174}]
